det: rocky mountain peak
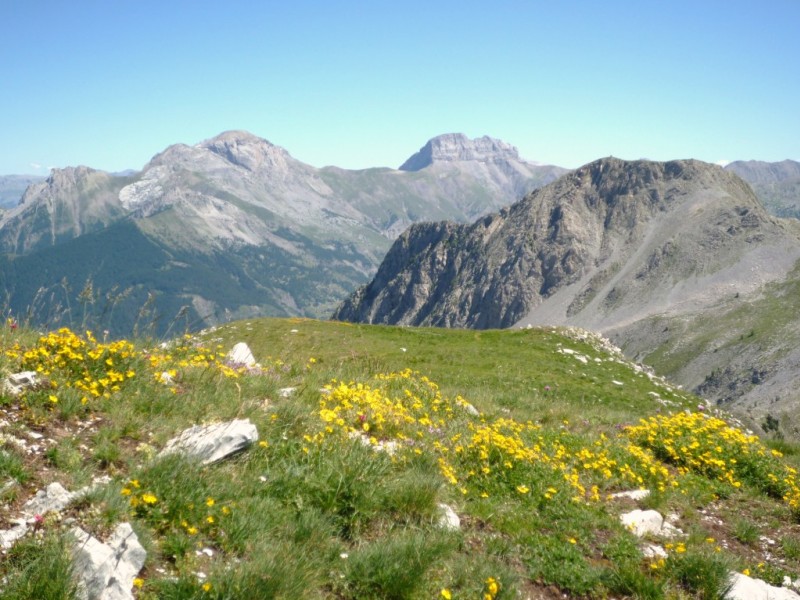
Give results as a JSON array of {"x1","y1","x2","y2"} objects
[
  {"x1": 198, "y1": 130, "x2": 292, "y2": 173},
  {"x1": 399, "y1": 133, "x2": 523, "y2": 171}
]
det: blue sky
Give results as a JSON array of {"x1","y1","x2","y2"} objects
[{"x1": 2, "y1": 0, "x2": 798, "y2": 174}]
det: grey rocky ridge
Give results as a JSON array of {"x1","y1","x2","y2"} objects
[
  {"x1": 0, "y1": 131, "x2": 565, "y2": 335},
  {"x1": 333, "y1": 158, "x2": 800, "y2": 436}
]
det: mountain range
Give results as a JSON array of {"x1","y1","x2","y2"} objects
[
  {"x1": 0, "y1": 131, "x2": 565, "y2": 334},
  {"x1": 334, "y1": 157, "x2": 800, "y2": 437}
]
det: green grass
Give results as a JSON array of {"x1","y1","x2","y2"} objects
[{"x1": 1, "y1": 318, "x2": 799, "y2": 598}]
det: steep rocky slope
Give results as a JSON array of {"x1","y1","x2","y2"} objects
[
  {"x1": 0, "y1": 131, "x2": 564, "y2": 334},
  {"x1": 334, "y1": 158, "x2": 800, "y2": 435}
]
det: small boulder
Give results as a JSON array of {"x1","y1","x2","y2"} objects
[
  {"x1": 22, "y1": 482, "x2": 74, "y2": 517},
  {"x1": 3, "y1": 371, "x2": 40, "y2": 396},
  {"x1": 0, "y1": 519, "x2": 28, "y2": 549},
  {"x1": 71, "y1": 523, "x2": 146, "y2": 600},
  {"x1": 437, "y1": 503, "x2": 461, "y2": 531},
  {"x1": 159, "y1": 419, "x2": 259, "y2": 464},
  {"x1": 226, "y1": 342, "x2": 256, "y2": 368},
  {"x1": 621, "y1": 509, "x2": 664, "y2": 537},
  {"x1": 727, "y1": 572, "x2": 800, "y2": 600}
]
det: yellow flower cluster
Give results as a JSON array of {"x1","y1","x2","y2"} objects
[
  {"x1": 3, "y1": 327, "x2": 244, "y2": 407},
  {"x1": 626, "y1": 412, "x2": 800, "y2": 517},
  {"x1": 121, "y1": 479, "x2": 158, "y2": 510},
  {"x1": 5, "y1": 328, "x2": 137, "y2": 401},
  {"x1": 313, "y1": 371, "x2": 674, "y2": 502}
]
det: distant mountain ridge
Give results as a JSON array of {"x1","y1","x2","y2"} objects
[
  {"x1": 334, "y1": 157, "x2": 800, "y2": 435},
  {"x1": 0, "y1": 174, "x2": 46, "y2": 209},
  {"x1": 725, "y1": 159, "x2": 800, "y2": 218},
  {"x1": 0, "y1": 130, "x2": 565, "y2": 335}
]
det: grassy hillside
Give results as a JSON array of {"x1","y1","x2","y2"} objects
[{"x1": 1, "y1": 318, "x2": 800, "y2": 599}]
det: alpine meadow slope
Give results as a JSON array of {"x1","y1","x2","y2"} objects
[
  {"x1": 0, "y1": 131, "x2": 565, "y2": 335},
  {"x1": 334, "y1": 158, "x2": 800, "y2": 437}
]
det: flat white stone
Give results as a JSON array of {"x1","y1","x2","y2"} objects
[
  {"x1": 159, "y1": 419, "x2": 259, "y2": 465},
  {"x1": 72, "y1": 522, "x2": 146, "y2": 600},
  {"x1": 611, "y1": 489, "x2": 651, "y2": 501},
  {"x1": 278, "y1": 387, "x2": 296, "y2": 398},
  {"x1": 0, "y1": 519, "x2": 28, "y2": 549},
  {"x1": 22, "y1": 482, "x2": 74, "y2": 516},
  {"x1": 642, "y1": 544, "x2": 667, "y2": 559}
]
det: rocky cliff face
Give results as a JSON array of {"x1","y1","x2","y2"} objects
[{"x1": 334, "y1": 158, "x2": 800, "y2": 435}]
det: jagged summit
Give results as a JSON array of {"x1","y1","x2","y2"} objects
[{"x1": 398, "y1": 133, "x2": 523, "y2": 171}]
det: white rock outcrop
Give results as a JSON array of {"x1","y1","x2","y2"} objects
[
  {"x1": 727, "y1": 572, "x2": 800, "y2": 600},
  {"x1": 437, "y1": 503, "x2": 461, "y2": 531},
  {"x1": 71, "y1": 523, "x2": 146, "y2": 600},
  {"x1": 226, "y1": 342, "x2": 257, "y2": 367},
  {"x1": 3, "y1": 371, "x2": 40, "y2": 396},
  {"x1": 159, "y1": 419, "x2": 259, "y2": 464},
  {"x1": 22, "y1": 482, "x2": 75, "y2": 516},
  {"x1": 620, "y1": 509, "x2": 682, "y2": 538}
]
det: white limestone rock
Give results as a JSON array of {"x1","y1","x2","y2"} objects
[
  {"x1": 159, "y1": 419, "x2": 259, "y2": 464},
  {"x1": 727, "y1": 572, "x2": 800, "y2": 600},
  {"x1": 610, "y1": 489, "x2": 651, "y2": 501},
  {"x1": 22, "y1": 482, "x2": 74, "y2": 516},
  {"x1": 226, "y1": 342, "x2": 256, "y2": 367},
  {"x1": 437, "y1": 503, "x2": 461, "y2": 531},
  {"x1": 0, "y1": 518, "x2": 28, "y2": 549},
  {"x1": 3, "y1": 371, "x2": 40, "y2": 396},
  {"x1": 71, "y1": 523, "x2": 146, "y2": 600},
  {"x1": 620, "y1": 509, "x2": 682, "y2": 538}
]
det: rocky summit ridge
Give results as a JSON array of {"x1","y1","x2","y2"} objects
[
  {"x1": 399, "y1": 133, "x2": 527, "y2": 171},
  {"x1": 334, "y1": 157, "x2": 800, "y2": 436}
]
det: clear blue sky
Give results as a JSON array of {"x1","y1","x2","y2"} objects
[{"x1": 2, "y1": 0, "x2": 798, "y2": 175}]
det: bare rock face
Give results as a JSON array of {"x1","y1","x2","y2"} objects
[
  {"x1": 399, "y1": 133, "x2": 524, "y2": 171},
  {"x1": 71, "y1": 523, "x2": 146, "y2": 600}
]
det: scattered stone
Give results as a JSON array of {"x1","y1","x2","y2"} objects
[
  {"x1": 610, "y1": 489, "x2": 651, "y2": 501},
  {"x1": 437, "y1": 503, "x2": 461, "y2": 531},
  {"x1": 642, "y1": 544, "x2": 668, "y2": 559},
  {"x1": 460, "y1": 401, "x2": 480, "y2": 417},
  {"x1": 3, "y1": 371, "x2": 40, "y2": 396},
  {"x1": 612, "y1": 380, "x2": 624, "y2": 386},
  {"x1": 621, "y1": 509, "x2": 664, "y2": 537},
  {"x1": 727, "y1": 571, "x2": 800, "y2": 600},
  {"x1": 620, "y1": 509, "x2": 683, "y2": 538},
  {"x1": 278, "y1": 387, "x2": 296, "y2": 398},
  {"x1": 22, "y1": 482, "x2": 74, "y2": 517},
  {"x1": 71, "y1": 523, "x2": 146, "y2": 600},
  {"x1": 159, "y1": 419, "x2": 259, "y2": 464},
  {"x1": 0, "y1": 518, "x2": 28, "y2": 549},
  {"x1": 226, "y1": 342, "x2": 256, "y2": 368}
]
